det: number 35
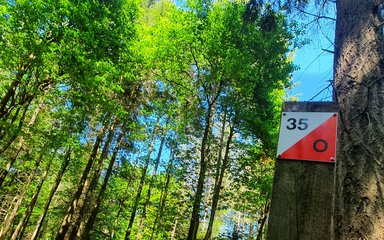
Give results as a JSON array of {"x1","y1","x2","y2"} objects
[{"x1": 286, "y1": 118, "x2": 308, "y2": 130}]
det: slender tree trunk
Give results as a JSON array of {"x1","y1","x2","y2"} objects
[
  {"x1": 68, "y1": 120, "x2": 117, "y2": 239},
  {"x1": 187, "y1": 99, "x2": 218, "y2": 240},
  {"x1": 0, "y1": 101, "x2": 43, "y2": 187},
  {"x1": 149, "y1": 150, "x2": 174, "y2": 240},
  {"x1": 256, "y1": 201, "x2": 270, "y2": 240},
  {"x1": 111, "y1": 147, "x2": 144, "y2": 239},
  {"x1": 204, "y1": 122, "x2": 235, "y2": 240},
  {"x1": 0, "y1": 97, "x2": 33, "y2": 156},
  {"x1": 136, "y1": 129, "x2": 167, "y2": 239},
  {"x1": 0, "y1": 151, "x2": 43, "y2": 240},
  {"x1": 81, "y1": 130, "x2": 125, "y2": 239},
  {"x1": 55, "y1": 119, "x2": 110, "y2": 240},
  {"x1": 203, "y1": 113, "x2": 227, "y2": 239},
  {"x1": 10, "y1": 160, "x2": 52, "y2": 240},
  {"x1": 124, "y1": 123, "x2": 158, "y2": 240},
  {"x1": 30, "y1": 148, "x2": 72, "y2": 240},
  {"x1": 334, "y1": 0, "x2": 384, "y2": 239},
  {"x1": 170, "y1": 213, "x2": 178, "y2": 240}
]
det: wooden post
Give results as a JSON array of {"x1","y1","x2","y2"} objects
[{"x1": 267, "y1": 102, "x2": 338, "y2": 240}]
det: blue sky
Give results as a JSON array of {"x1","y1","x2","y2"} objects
[{"x1": 289, "y1": 5, "x2": 336, "y2": 101}]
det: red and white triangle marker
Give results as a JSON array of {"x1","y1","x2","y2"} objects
[{"x1": 277, "y1": 112, "x2": 338, "y2": 163}]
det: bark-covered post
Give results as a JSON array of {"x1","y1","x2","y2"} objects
[{"x1": 267, "y1": 101, "x2": 338, "y2": 240}]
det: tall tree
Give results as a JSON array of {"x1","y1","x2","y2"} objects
[{"x1": 333, "y1": 0, "x2": 384, "y2": 239}]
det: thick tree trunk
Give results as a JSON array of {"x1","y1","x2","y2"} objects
[
  {"x1": 124, "y1": 123, "x2": 158, "y2": 240},
  {"x1": 204, "y1": 123, "x2": 234, "y2": 240},
  {"x1": 81, "y1": 130, "x2": 125, "y2": 239},
  {"x1": 30, "y1": 148, "x2": 72, "y2": 240},
  {"x1": 136, "y1": 129, "x2": 166, "y2": 239},
  {"x1": 55, "y1": 120, "x2": 109, "y2": 240},
  {"x1": 334, "y1": 0, "x2": 384, "y2": 239}
]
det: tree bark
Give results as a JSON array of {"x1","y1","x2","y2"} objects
[
  {"x1": 30, "y1": 148, "x2": 72, "y2": 240},
  {"x1": 111, "y1": 147, "x2": 144, "y2": 239},
  {"x1": 203, "y1": 113, "x2": 227, "y2": 240},
  {"x1": 0, "y1": 79, "x2": 21, "y2": 121},
  {"x1": 334, "y1": 0, "x2": 384, "y2": 239}
]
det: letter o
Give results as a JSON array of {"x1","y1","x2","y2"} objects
[{"x1": 313, "y1": 139, "x2": 328, "y2": 152}]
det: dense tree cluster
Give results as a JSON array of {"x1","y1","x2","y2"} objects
[{"x1": 0, "y1": 0, "x2": 294, "y2": 239}]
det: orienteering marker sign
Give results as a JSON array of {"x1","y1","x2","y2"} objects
[{"x1": 277, "y1": 112, "x2": 338, "y2": 163}]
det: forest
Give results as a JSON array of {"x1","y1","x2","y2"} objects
[{"x1": 0, "y1": 0, "x2": 298, "y2": 239}]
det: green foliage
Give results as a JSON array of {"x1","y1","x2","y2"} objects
[{"x1": 0, "y1": 0, "x2": 299, "y2": 239}]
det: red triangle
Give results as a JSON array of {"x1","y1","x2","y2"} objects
[{"x1": 279, "y1": 115, "x2": 337, "y2": 163}]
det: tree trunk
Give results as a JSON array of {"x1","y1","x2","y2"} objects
[
  {"x1": 10, "y1": 160, "x2": 52, "y2": 240},
  {"x1": 81, "y1": 130, "x2": 125, "y2": 239},
  {"x1": 256, "y1": 201, "x2": 270, "y2": 240},
  {"x1": 170, "y1": 213, "x2": 178, "y2": 240},
  {"x1": 204, "y1": 122, "x2": 235, "y2": 240},
  {"x1": 0, "y1": 101, "x2": 43, "y2": 187},
  {"x1": 334, "y1": 0, "x2": 384, "y2": 239},
  {"x1": 187, "y1": 99, "x2": 218, "y2": 240},
  {"x1": 0, "y1": 79, "x2": 21, "y2": 120},
  {"x1": 149, "y1": 150, "x2": 174, "y2": 240},
  {"x1": 136, "y1": 128, "x2": 167, "y2": 239},
  {"x1": 55, "y1": 119, "x2": 109, "y2": 240},
  {"x1": 0, "y1": 97, "x2": 33, "y2": 156},
  {"x1": 111, "y1": 147, "x2": 144, "y2": 239},
  {"x1": 30, "y1": 148, "x2": 72, "y2": 240},
  {"x1": 68, "y1": 120, "x2": 117, "y2": 239},
  {"x1": 0, "y1": 151, "x2": 43, "y2": 240},
  {"x1": 124, "y1": 123, "x2": 158, "y2": 240}
]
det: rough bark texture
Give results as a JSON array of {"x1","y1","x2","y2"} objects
[{"x1": 334, "y1": 0, "x2": 384, "y2": 239}]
